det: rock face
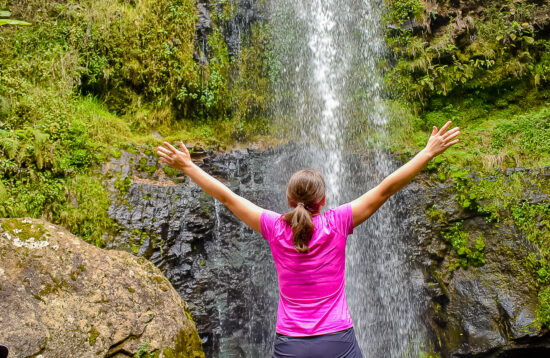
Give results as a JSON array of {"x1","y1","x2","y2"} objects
[
  {"x1": 401, "y1": 168, "x2": 550, "y2": 357},
  {"x1": 103, "y1": 145, "x2": 550, "y2": 357},
  {"x1": 194, "y1": 0, "x2": 264, "y2": 61},
  {"x1": 104, "y1": 148, "x2": 279, "y2": 357},
  {"x1": 0, "y1": 218, "x2": 204, "y2": 358}
]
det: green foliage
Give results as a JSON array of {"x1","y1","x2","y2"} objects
[
  {"x1": 115, "y1": 175, "x2": 133, "y2": 198},
  {"x1": 538, "y1": 287, "x2": 550, "y2": 329},
  {"x1": 134, "y1": 343, "x2": 156, "y2": 358},
  {"x1": 513, "y1": 202, "x2": 550, "y2": 291},
  {"x1": 442, "y1": 221, "x2": 485, "y2": 270},
  {"x1": 384, "y1": 85, "x2": 550, "y2": 175},
  {"x1": 0, "y1": 9, "x2": 30, "y2": 26},
  {"x1": 383, "y1": 0, "x2": 423, "y2": 27},
  {"x1": 0, "y1": 0, "x2": 275, "y2": 249},
  {"x1": 492, "y1": 108, "x2": 550, "y2": 154},
  {"x1": 385, "y1": 1, "x2": 550, "y2": 104},
  {"x1": 454, "y1": 173, "x2": 526, "y2": 222}
]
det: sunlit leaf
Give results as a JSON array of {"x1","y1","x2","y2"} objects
[
  {"x1": 0, "y1": 19, "x2": 31, "y2": 26},
  {"x1": 0, "y1": 10, "x2": 12, "y2": 18}
]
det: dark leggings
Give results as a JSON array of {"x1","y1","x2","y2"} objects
[{"x1": 272, "y1": 327, "x2": 364, "y2": 358}]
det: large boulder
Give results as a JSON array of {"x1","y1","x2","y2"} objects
[{"x1": 0, "y1": 218, "x2": 204, "y2": 358}]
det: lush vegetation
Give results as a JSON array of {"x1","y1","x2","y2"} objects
[
  {"x1": 383, "y1": 0, "x2": 550, "y2": 327},
  {"x1": 383, "y1": 0, "x2": 550, "y2": 173},
  {"x1": 442, "y1": 221, "x2": 485, "y2": 270},
  {"x1": 0, "y1": 0, "x2": 272, "y2": 246}
]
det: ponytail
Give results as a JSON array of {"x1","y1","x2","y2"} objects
[
  {"x1": 284, "y1": 203, "x2": 314, "y2": 253},
  {"x1": 283, "y1": 169, "x2": 326, "y2": 253}
]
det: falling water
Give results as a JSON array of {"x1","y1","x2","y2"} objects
[{"x1": 264, "y1": 0, "x2": 429, "y2": 356}]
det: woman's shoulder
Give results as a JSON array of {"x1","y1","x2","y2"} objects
[
  {"x1": 261, "y1": 210, "x2": 290, "y2": 241},
  {"x1": 318, "y1": 203, "x2": 353, "y2": 237}
]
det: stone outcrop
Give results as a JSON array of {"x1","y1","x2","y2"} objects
[
  {"x1": 102, "y1": 145, "x2": 550, "y2": 357},
  {"x1": 104, "y1": 147, "x2": 279, "y2": 357},
  {"x1": 0, "y1": 218, "x2": 204, "y2": 358},
  {"x1": 401, "y1": 168, "x2": 550, "y2": 357},
  {"x1": 194, "y1": 0, "x2": 264, "y2": 62}
]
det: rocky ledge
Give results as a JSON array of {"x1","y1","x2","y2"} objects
[
  {"x1": 403, "y1": 167, "x2": 550, "y2": 357},
  {"x1": 0, "y1": 218, "x2": 204, "y2": 358}
]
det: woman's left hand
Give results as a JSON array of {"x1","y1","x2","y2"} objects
[{"x1": 157, "y1": 141, "x2": 193, "y2": 172}]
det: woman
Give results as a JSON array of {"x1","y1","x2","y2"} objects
[{"x1": 157, "y1": 121, "x2": 460, "y2": 357}]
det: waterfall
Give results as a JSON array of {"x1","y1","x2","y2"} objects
[{"x1": 264, "y1": 0, "x2": 429, "y2": 356}]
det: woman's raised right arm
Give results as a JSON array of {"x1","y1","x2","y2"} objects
[
  {"x1": 350, "y1": 121, "x2": 460, "y2": 228},
  {"x1": 157, "y1": 141, "x2": 263, "y2": 233}
]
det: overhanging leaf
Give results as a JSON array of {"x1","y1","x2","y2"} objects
[
  {"x1": 0, "y1": 19, "x2": 31, "y2": 26},
  {"x1": 0, "y1": 10, "x2": 11, "y2": 18}
]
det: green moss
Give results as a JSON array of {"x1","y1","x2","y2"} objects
[
  {"x1": 383, "y1": 0, "x2": 423, "y2": 27},
  {"x1": 77, "y1": 264, "x2": 86, "y2": 272},
  {"x1": 133, "y1": 343, "x2": 159, "y2": 358},
  {"x1": 538, "y1": 287, "x2": 550, "y2": 329},
  {"x1": 88, "y1": 327, "x2": 100, "y2": 346},
  {"x1": 453, "y1": 172, "x2": 534, "y2": 222},
  {"x1": 110, "y1": 149, "x2": 122, "y2": 159},
  {"x1": 0, "y1": 219, "x2": 47, "y2": 241},
  {"x1": 163, "y1": 166, "x2": 180, "y2": 177},
  {"x1": 442, "y1": 222, "x2": 485, "y2": 270},
  {"x1": 427, "y1": 204, "x2": 446, "y2": 223},
  {"x1": 115, "y1": 175, "x2": 133, "y2": 198},
  {"x1": 131, "y1": 244, "x2": 140, "y2": 255}
]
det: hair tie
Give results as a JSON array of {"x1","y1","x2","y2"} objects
[{"x1": 296, "y1": 202, "x2": 305, "y2": 207}]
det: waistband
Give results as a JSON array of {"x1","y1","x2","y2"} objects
[{"x1": 276, "y1": 326, "x2": 354, "y2": 339}]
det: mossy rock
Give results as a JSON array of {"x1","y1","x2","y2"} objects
[{"x1": 0, "y1": 218, "x2": 204, "y2": 358}]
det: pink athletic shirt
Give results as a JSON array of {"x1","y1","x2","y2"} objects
[{"x1": 260, "y1": 203, "x2": 354, "y2": 336}]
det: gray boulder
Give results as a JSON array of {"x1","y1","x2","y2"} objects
[{"x1": 0, "y1": 218, "x2": 204, "y2": 358}]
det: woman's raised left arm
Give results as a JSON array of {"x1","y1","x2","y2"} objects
[
  {"x1": 350, "y1": 121, "x2": 460, "y2": 228},
  {"x1": 157, "y1": 141, "x2": 263, "y2": 233}
]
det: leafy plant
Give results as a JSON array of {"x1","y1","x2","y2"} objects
[
  {"x1": 442, "y1": 222, "x2": 485, "y2": 270},
  {"x1": 0, "y1": 9, "x2": 30, "y2": 26}
]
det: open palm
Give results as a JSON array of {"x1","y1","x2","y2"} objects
[
  {"x1": 425, "y1": 121, "x2": 460, "y2": 158},
  {"x1": 156, "y1": 141, "x2": 193, "y2": 171}
]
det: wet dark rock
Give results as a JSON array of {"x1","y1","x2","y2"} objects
[
  {"x1": 194, "y1": 0, "x2": 265, "y2": 61},
  {"x1": 104, "y1": 148, "x2": 278, "y2": 357},
  {"x1": 103, "y1": 146, "x2": 550, "y2": 357},
  {"x1": 402, "y1": 168, "x2": 550, "y2": 358}
]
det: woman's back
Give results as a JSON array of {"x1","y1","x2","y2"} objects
[{"x1": 261, "y1": 204, "x2": 354, "y2": 336}]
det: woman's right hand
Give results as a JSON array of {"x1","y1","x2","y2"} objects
[
  {"x1": 424, "y1": 121, "x2": 460, "y2": 158},
  {"x1": 157, "y1": 141, "x2": 193, "y2": 172}
]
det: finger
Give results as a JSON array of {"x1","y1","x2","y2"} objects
[
  {"x1": 444, "y1": 139, "x2": 459, "y2": 148},
  {"x1": 442, "y1": 127, "x2": 460, "y2": 139},
  {"x1": 431, "y1": 126, "x2": 438, "y2": 136},
  {"x1": 438, "y1": 121, "x2": 452, "y2": 136},
  {"x1": 157, "y1": 146, "x2": 172, "y2": 155},
  {"x1": 444, "y1": 130, "x2": 460, "y2": 142},
  {"x1": 157, "y1": 151, "x2": 172, "y2": 161},
  {"x1": 163, "y1": 141, "x2": 179, "y2": 154},
  {"x1": 179, "y1": 141, "x2": 190, "y2": 156}
]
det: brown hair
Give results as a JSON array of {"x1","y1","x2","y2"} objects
[{"x1": 283, "y1": 169, "x2": 326, "y2": 253}]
